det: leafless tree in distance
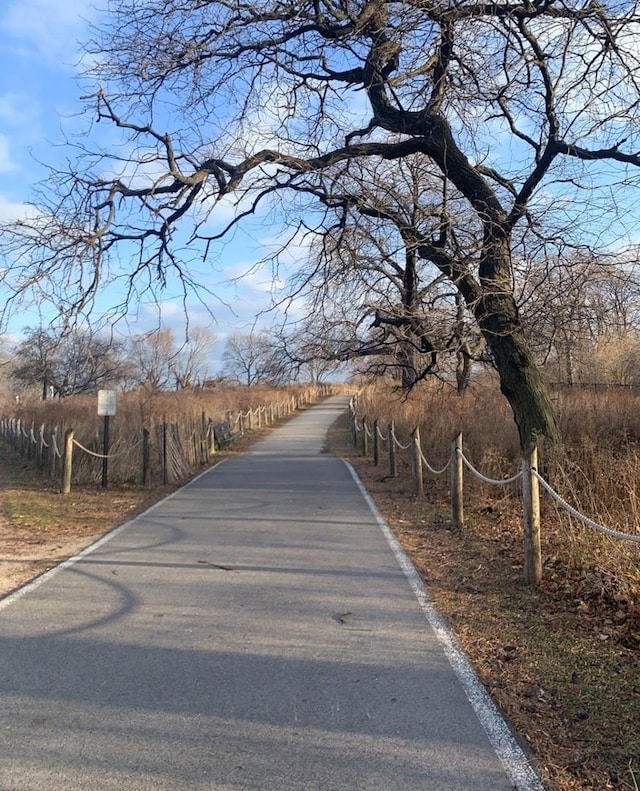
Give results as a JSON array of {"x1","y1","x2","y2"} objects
[
  {"x1": 222, "y1": 332, "x2": 281, "y2": 387},
  {"x1": 3, "y1": 0, "x2": 640, "y2": 447}
]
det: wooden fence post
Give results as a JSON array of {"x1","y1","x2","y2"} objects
[
  {"x1": 412, "y1": 426, "x2": 424, "y2": 497},
  {"x1": 62, "y1": 429, "x2": 74, "y2": 495},
  {"x1": 388, "y1": 420, "x2": 397, "y2": 477},
  {"x1": 373, "y1": 419, "x2": 380, "y2": 466},
  {"x1": 26, "y1": 423, "x2": 34, "y2": 459},
  {"x1": 23, "y1": 422, "x2": 30, "y2": 456},
  {"x1": 200, "y1": 412, "x2": 208, "y2": 463},
  {"x1": 142, "y1": 428, "x2": 151, "y2": 487},
  {"x1": 37, "y1": 424, "x2": 45, "y2": 468},
  {"x1": 350, "y1": 406, "x2": 358, "y2": 448},
  {"x1": 162, "y1": 418, "x2": 168, "y2": 485},
  {"x1": 451, "y1": 432, "x2": 464, "y2": 528},
  {"x1": 522, "y1": 445, "x2": 542, "y2": 586},
  {"x1": 362, "y1": 416, "x2": 369, "y2": 457},
  {"x1": 50, "y1": 427, "x2": 58, "y2": 479}
]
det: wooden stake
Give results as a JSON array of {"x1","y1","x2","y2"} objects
[
  {"x1": 522, "y1": 445, "x2": 542, "y2": 586},
  {"x1": 451, "y1": 433, "x2": 464, "y2": 528},
  {"x1": 62, "y1": 429, "x2": 74, "y2": 495},
  {"x1": 412, "y1": 426, "x2": 424, "y2": 497}
]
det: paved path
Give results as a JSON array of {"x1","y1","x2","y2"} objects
[{"x1": 0, "y1": 396, "x2": 543, "y2": 790}]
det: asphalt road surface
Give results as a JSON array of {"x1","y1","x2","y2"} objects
[{"x1": 0, "y1": 395, "x2": 544, "y2": 790}]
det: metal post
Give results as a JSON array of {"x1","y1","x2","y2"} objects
[
  {"x1": 101, "y1": 415, "x2": 110, "y2": 488},
  {"x1": 162, "y1": 418, "x2": 168, "y2": 485},
  {"x1": 142, "y1": 428, "x2": 150, "y2": 487}
]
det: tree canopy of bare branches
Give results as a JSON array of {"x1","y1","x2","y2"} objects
[
  {"x1": 12, "y1": 327, "x2": 127, "y2": 399},
  {"x1": 283, "y1": 155, "x2": 485, "y2": 389},
  {"x1": 126, "y1": 326, "x2": 217, "y2": 390},
  {"x1": 4, "y1": 0, "x2": 640, "y2": 447},
  {"x1": 222, "y1": 332, "x2": 281, "y2": 386}
]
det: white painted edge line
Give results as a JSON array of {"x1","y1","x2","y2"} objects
[
  {"x1": 344, "y1": 460, "x2": 547, "y2": 791},
  {"x1": 0, "y1": 459, "x2": 228, "y2": 613}
]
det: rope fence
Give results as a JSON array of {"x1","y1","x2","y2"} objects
[
  {"x1": 72, "y1": 437, "x2": 145, "y2": 459},
  {"x1": 348, "y1": 399, "x2": 640, "y2": 586},
  {"x1": 0, "y1": 384, "x2": 333, "y2": 494},
  {"x1": 533, "y1": 471, "x2": 640, "y2": 544}
]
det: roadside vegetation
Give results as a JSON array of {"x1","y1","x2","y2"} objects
[
  {"x1": 0, "y1": 383, "x2": 335, "y2": 594},
  {"x1": 0, "y1": 378, "x2": 638, "y2": 790},
  {"x1": 340, "y1": 378, "x2": 640, "y2": 791}
]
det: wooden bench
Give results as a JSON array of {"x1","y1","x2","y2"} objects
[{"x1": 213, "y1": 421, "x2": 241, "y2": 449}]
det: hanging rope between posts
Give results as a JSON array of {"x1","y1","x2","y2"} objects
[
  {"x1": 390, "y1": 427, "x2": 412, "y2": 451},
  {"x1": 376, "y1": 424, "x2": 388, "y2": 442},
  {"x1": 417, "y1": 445, "x2": 451, "y2": 476},
  {"x1": 533, "y1": 470, "x2": 640, "y2": 543},
  {"x1": 51, "y1": 433, "x2": 63, "y2": 459},
  {"x1": 72, "y1": 437, "x2": 145, "y2": 459},
  {"x1": 457, "y1": 449, "x2": 524, "y2": 486}
]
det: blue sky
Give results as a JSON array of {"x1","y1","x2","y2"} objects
[
  {"x1": 0, "y1": 0, "x2": 293, "y2": 368},
  {"x1": 2, "y1": 0, "x2": 640, "y2": 375}
]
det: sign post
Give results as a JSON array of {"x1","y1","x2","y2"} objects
[{"x1": 97, "y1": 390, "x2": 117, "y2": 489}]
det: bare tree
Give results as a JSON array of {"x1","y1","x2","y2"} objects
[
  {"x1": 222, "y1": 333, "x2": 279, "y2": 387},
  {"x1": 265, "y1": 324, "x2": 344, "y2": 384},
  {"x1": 125, "y1": 325, "x2": 217, "y2": 390},
  {"x1": 4, "y1": 0, "x2": 640, "y2": 446},
  {"x1": 126, "y1": 329, "x2": 176, "y2": 391},
  {"x1": 284, "y1": 156, "x2": 485, "y2": 389},
  {"x1": 12, "y1": 327, "x2": 127, "y2": 398},
  {"x1": 171, "y1": 326, "x2": 217, "y2": 389},
  {"x1": 518, "y1": 250, "x2": 640, "y2": 385}
]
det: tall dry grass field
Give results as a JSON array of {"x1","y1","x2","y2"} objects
[
  {"x1": 5, "y1": 384, "x2": 329, "y2": 486},
  {"x1": 354, "y1": 379, "x2": 640, "y2": 610}
]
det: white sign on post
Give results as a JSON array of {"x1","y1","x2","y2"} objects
[{"x1": 97, "y1": 390, "x2": 117, "y2": 416}]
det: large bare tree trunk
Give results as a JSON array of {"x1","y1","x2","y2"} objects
[
  {"x1": 455, "y1": 349, "x2": 472, "y2": 394},
  {"x1": 398, "y1": 341, "x2": 417, "y2": 388},
  {"x1": 475, "y1": 289, "x2": 560, "y2": 450},
  {"x1": 489, "y1": 328, "x2": 559, "y2": 450}
]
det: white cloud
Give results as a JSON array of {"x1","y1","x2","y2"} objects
[
  {"x1": 0, "y1": 136, "x2": 17, "y2": 173},
  {"x1": 0, "y1": 193, "x2": 34, "y2": 222}
]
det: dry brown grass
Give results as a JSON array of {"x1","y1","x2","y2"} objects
[
  {"x1": 8, "y1": 383, "x2": 323, "y2": 434},
  {"x1": 354, "y1": 379, "x2": 640, "y2": 603},
  {"x1": 0, "y1": 383, "x2": 328, "y2": 597},
  {"x1": 5, "y1": 383, "x2": 331, "y2": 486},
  {"x1": 1, "y1": 383, "x2": 638, "y2": 789},
  {"x1": 345, "y1": 379, "x2": 640, "y2": 790}
]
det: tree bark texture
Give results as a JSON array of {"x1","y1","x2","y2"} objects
[{"x1": 473, "y1": 286, "x2": 560, "y2": 450}]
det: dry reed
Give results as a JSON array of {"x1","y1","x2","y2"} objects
[{"x1": 354, "y1": 379, "x2": 640, "y2": 606}]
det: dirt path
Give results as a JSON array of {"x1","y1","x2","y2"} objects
[{"x1": 0, "y1": 450, "x2": 169, "y2": 599}]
